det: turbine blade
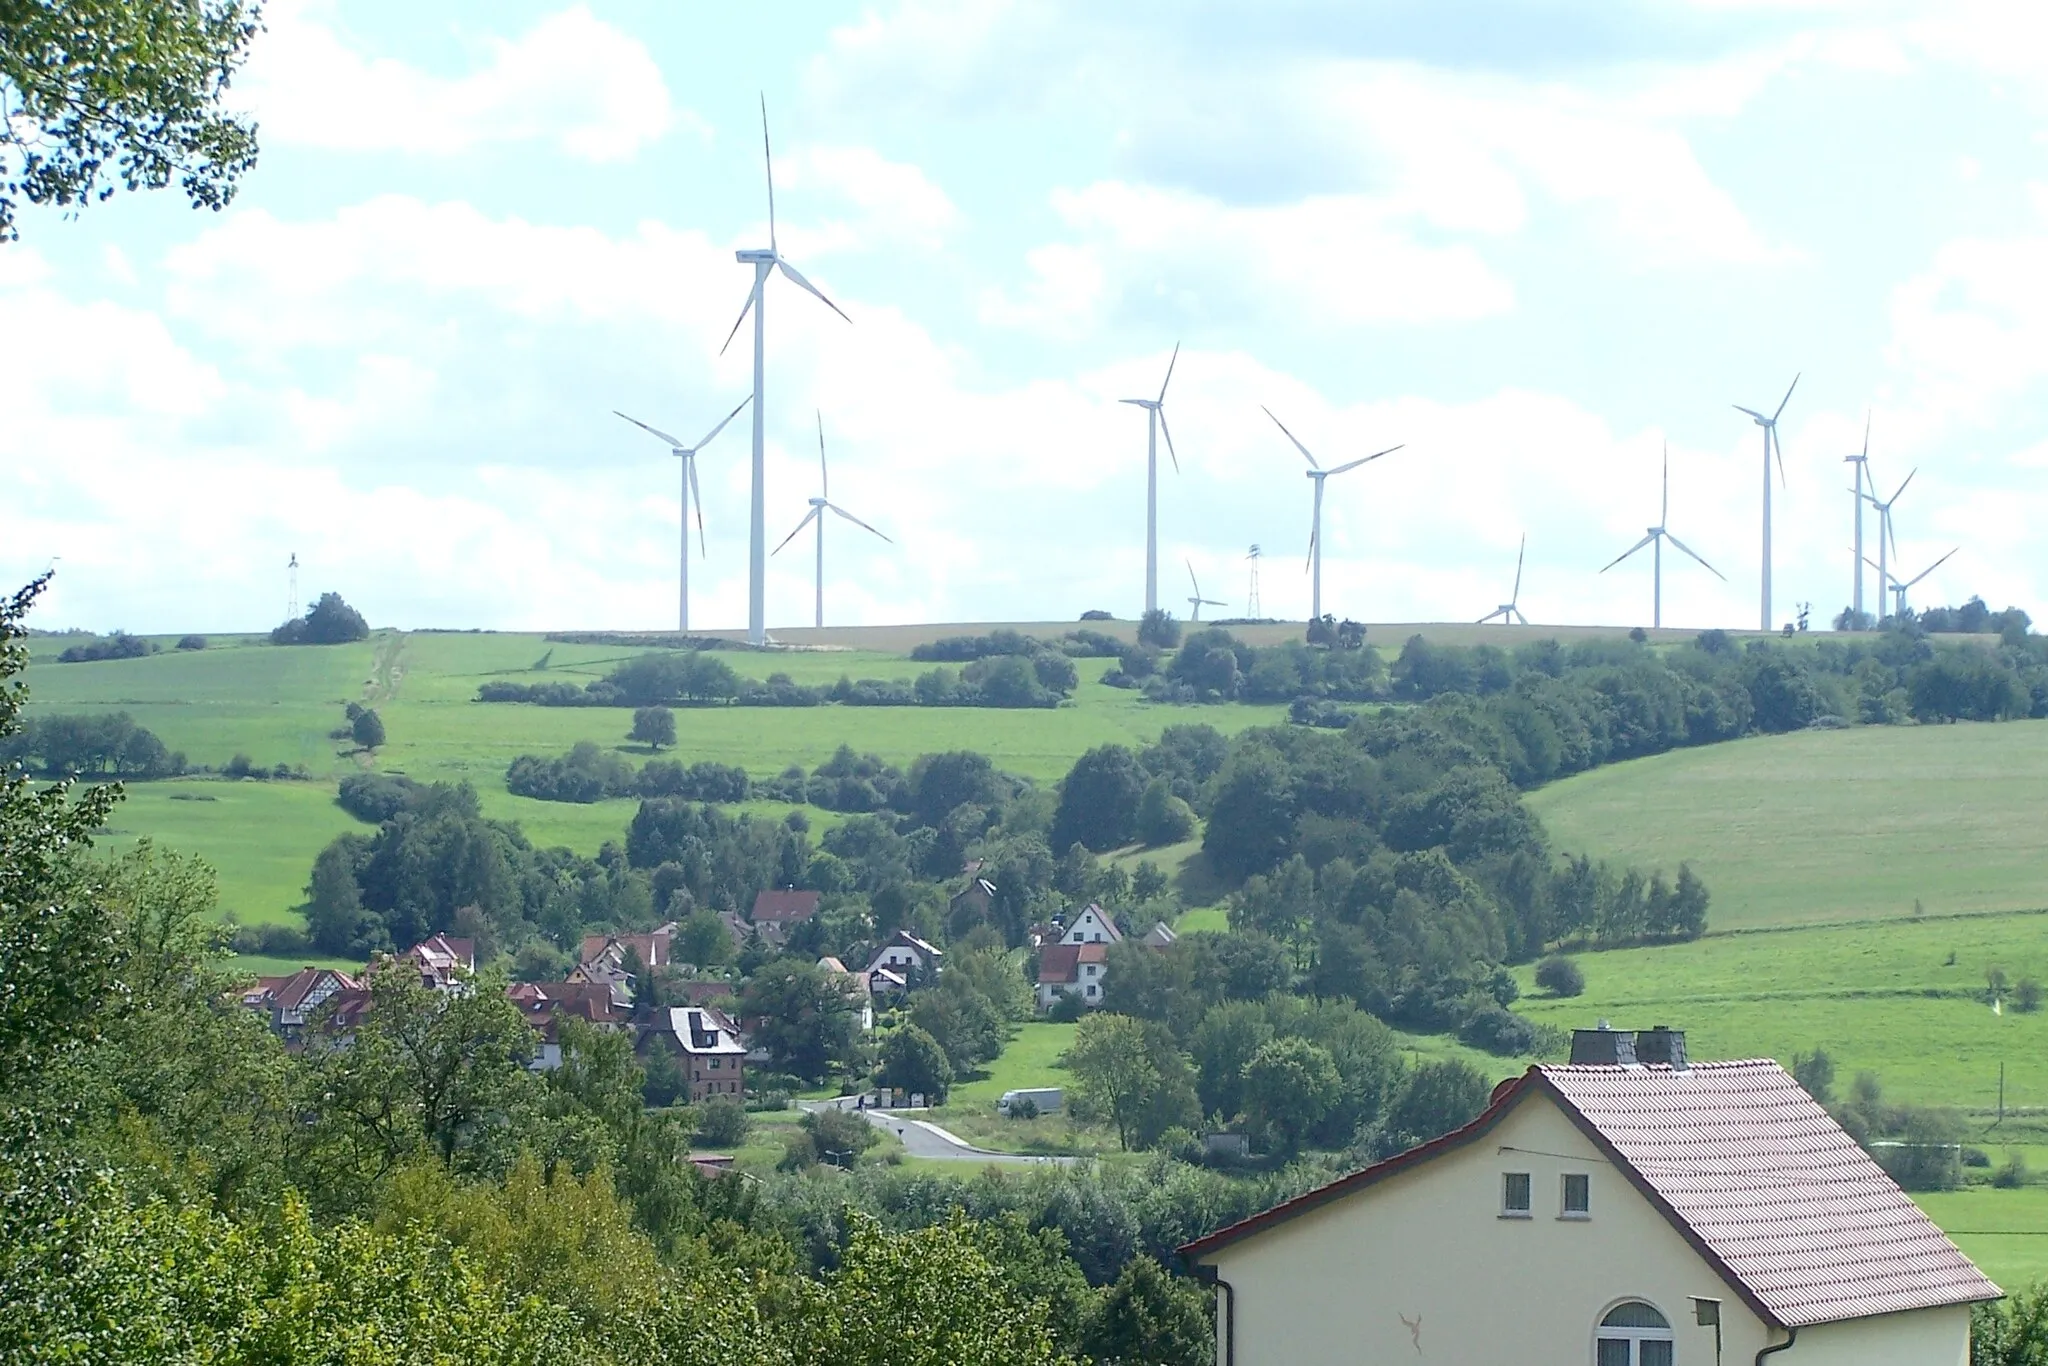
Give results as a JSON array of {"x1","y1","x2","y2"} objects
[
  {"x1": 816, "y1": 410, "x2": 828, "y2": 499},
  {"x1": 1187, "y1": 558, "x2": 1200, "y2": 597},
  {"x1": 1732, "y1": 405, "x2": 1766, "y2": 421},
  {"x1": 1263, "y1": 406, "x2": 1319, "y2": 469},
  {"x1": 1513, "y1": 607, "x2": 1528, "y2": 626},
  {"x1": 1773, "y1": 372, "x2": 1800, "y2": 422},
  {"x1": 1599, "y1": 534, "x2": 1656, "y2": 574},
  {"x1": 1158, "y1": 406, "x2": 1181, "y2": 474},
  {"x1": 1158, "y1": 341, "x2": 1180, "y2": 404},
  {"x1": 1773, "y1": 426, "x2": 1787, "y2": 488},
  {"x1": 1905, "y1": 547, "x2": 1959, "y2": 589},
  {"x1": 718, "y1": 281, "x2": 760, "y2": 356},
  {"x1": 1511, "y1": 533, "x2": 1525, "y2": 603},
  {"x1": 614, "y1": 410, "x2": 687, "y2": 448},
  {"x1": 693, "y1": 394, "x2": 753, "y2": 451},
  {"x1": 688, "y1": 458, "x2": 706, "y2": 552},
  {"x1": 776, "y1": 258, "x2": 853, "y2": 325},
  {"x1": 1326, "y1": 444, "x2": 1404, "y2": 476},
  {"x1": 827, "y1": 502, "x2": 891, "y2": 542},
  {"x1": 1891, "y1": 468, "x2": 1916, "y2": 504},
  {"x1": 761, "y1": 93, "x2": 777, "y2": 255},
  {"x1": 1663, "y1": 532, "x2": 1726, "y2": 581},
  {"x1": 1661, "y1": 441, "x2": 1669, "y2": 525},
  {"x1": 1861, "y1": 410, "x2": 1871, "y2": 461},
  {"x1": 1476, "y1": 611, "x2": 1495, "y2": 625},
  {"x1": 1304, "y1": 519, "x2": 1317, "y2": 571},
  {"x1": 773, "y1": 507, "x2": 819, "y2": 555}
]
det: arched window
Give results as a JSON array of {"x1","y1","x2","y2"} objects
[{"x1": 1596, "y1": 1301, "x2": 1673, "y2": 1366}]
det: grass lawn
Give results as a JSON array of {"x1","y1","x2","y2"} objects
[
  {"x1": 1913, "y1": 1187, "x2": 2048, "y2": 1288},
  {"x1": 1513, "y1": 910, "x2": 2048, "y2": 1114},
  {"x1": 949, "y1": 1022, "x2": 1078, "y2": 1108},
  {"x1": 1527, "y1": 720, "x2": 2048, "y2": 931}
]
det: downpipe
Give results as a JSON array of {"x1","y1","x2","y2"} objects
[
  {"x1": 1190, "y1": 1264, "x2": 1235, "y2": 1366},
  {"x1": 1756, "y1": 1325, "x2": 1797, "y2": 1364}
]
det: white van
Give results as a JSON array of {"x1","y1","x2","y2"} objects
[{"x1": 997, "y1": 1087, "x2": 1063, "y2": 1115}]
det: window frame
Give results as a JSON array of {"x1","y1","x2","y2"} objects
[
  {"x1": 1593, "y1": 1299, "x2": 1673, "y2": 1366},
  {"x1": 1561, "y1": 1172, "x2": 1591, "y2": 1219},
  {"x1": 1500, "y1": 1171, "x2": 1533, "y2": 1218}
]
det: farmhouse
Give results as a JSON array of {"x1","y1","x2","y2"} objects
[
  {"x1": 240, "y1": 966, "x2": 359, "y2": 1046},
  {"x1": 1034, "y1": 903, "x2": 1123, "y2": 1010},
  {"x1": 864, "y1": 929, "x2": 941, "y2": 998},
  {"x1": 635, "y1": 1006, "x2": 748, "y2": 1101},
  {"x1": 1179, "y1": 1027, "x2": 1999, "y2": 1366}
]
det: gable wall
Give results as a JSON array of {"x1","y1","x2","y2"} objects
[
  {"x1": 1791, "y1": 1305, "x2": 1970, "y2": 1366},
  {"x1": 1205, "y1": 1094, "x2": 1773, "y2": 1366}
]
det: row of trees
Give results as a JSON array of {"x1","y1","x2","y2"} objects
[
  {"x1": 0, "y1": 711, "x2": 183, "y2": 777},
  {"x1": 481, "y1": 651, "x2": 1079, "y2": 711}
]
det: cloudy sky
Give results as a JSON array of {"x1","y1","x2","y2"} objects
[{"x1": 6, "y1": 0, "x2": 2047, "y2": 634}]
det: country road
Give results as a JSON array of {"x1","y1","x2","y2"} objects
[{"x1": 804, "y1": 1100, "x2": 1077, "y2": 1165}]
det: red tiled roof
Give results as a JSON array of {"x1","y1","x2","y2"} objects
[
  {"x1": 751, "y1": 889, "x2": 820, "y2": 922},
  {"x1": 1180, "y1": 1061, "x2": 1999, "y2": 1329},
  {"x1": 1037, "y1": 942, "x2": 1108, "y2": 985}
]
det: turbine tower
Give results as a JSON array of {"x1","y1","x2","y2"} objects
[
  {"x1": 1863, "y1": 466, "x2": 1915, "y2": 627},
  {"x1": 1261, "y1": 406, "x2": 1402, "y2": 623},
  {"x1": 1120, "y1": 344, "x2": 1181, "y2": 616},
  {"x1": 1843, "y1": 413, "x2": 1870, "y2": 627},
  {"x1": 1733, "y1": 374, "x2": 1798, "y2": 631},
  {"x1": 286, "y1": 553, "x2": 298, "y2": 621},
  {"x1": 1185, "y1": 560, "x2": 1226, "y2": 622},
  {"x1": 721, "y1": 96, "x2": 852, "y2": 645},
  {"x1": 1476, "y1": 535, "x2": 1529, "y2": 625},
  {"x1": 614, "y1": 398, "x2": 751, "y2": 633},
  {"x1": 1246, "y1": 544, "x2": 1263, "y2": 619},
  {"x1": 1600, "y1": 443, "x2": 1724, "y2": 629},
  {"x1": 1875, "y1": 547, "x2": 1958, "y2": 621},
  {"x1": 773, "y1": 411, "x2": 891, "y2": 629}
]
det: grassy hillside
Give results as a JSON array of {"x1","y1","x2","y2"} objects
[
  {"x1": 25, "y1": 629, "x2": 1288, "y2": 923},
  {"x1": 1526, "y1": 721, "x2": 2048, "y2": 930}
]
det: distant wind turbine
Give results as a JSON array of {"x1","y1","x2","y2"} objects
[
  {"x1": 1121, "y1": 344, "x2": 1181, "y2": 616},
  {"x1": 1843, "y1": 414, "x2": 1871, "y2": 627},
  {"x1": 1600, "y1": 443, "x2": 1724, "y2": 629},
  {"x1": 1185, "y1": 560, "x2": 1226, "y2": 622},
  {"x1": 1862, "y1": 466, "x2": 1915, "y2": 627},
  {"x1": 1261, "y1": 406, "x2": 1403, "y2": 622},
  {"x1": 773, "y1": 412, "x2": 890, "y2": 628},
  {"x1": 1733, "y1": 374, "x2": 1798, "y2": 631},
  {"x1": 721, "y1": 95, "x2": 852, "y2": 645},
  {"x1": 1476, "y1": 535, "x2": 1530, "y2": 625},
  {"x1": 614, "y1": 396, "x2": 752, "y2": 632},
  {"x1": 1870, "y1": 547, "x2": 1958, "y2": 622}
]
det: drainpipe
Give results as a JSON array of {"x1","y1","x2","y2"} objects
[
  {"x1": 1755, "y1": 1325, "x2": 1797, "y2": 1365},
  {"x1": 1191, "y1": 1264, "x2": 1236, "y2": 1366}
]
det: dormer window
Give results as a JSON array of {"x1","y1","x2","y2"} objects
[
  {"x1": 1562, "y1": 1173, "x2": 1591, "y2": 1219},
  {"x1": 1501, "y1": 1172, "x2": 1532, "y2": 1217}
]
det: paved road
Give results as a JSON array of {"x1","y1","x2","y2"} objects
[{"x1": 806, "y1": 1100, "x2": 1076, "y2": 1165}]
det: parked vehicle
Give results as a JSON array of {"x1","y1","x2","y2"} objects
[{"x1": 997, "y1": 1087, "x2": 1063, "y2": 1115}]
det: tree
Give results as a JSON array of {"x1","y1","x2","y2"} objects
[
  {"x1": 1081, "y1": 1255, "x2": 1213, "y2": 1366},
  {"x1": 1203, "y1": 745, "x2": 1296, "y2": 878},
  {"x1": 1378, "y1": 1058, "x2": 1491, "y2": 1156},
  {"x1": 1133, "y1": 777, "x2": 1197, "y2": 847},
  {"x1": 1534, "y1": 955, "x2": 1585, "y2": 997},
  {"x1": 1137, "y1": 608, "x2": 1182, "y2": 649},
  {"x1": 1792, "y1": 1048, "x2": 1836, "y2": 1105},
  {"x1": 1670, "y1": 863, "x2": 1709, "y2": 938},
  {"x1": 1051, "y1": 744, "x2": 1148, "y2": 853},
  {"x1": 351, "y1": 708, "x2": 386, "y2": 751},
  {"x1": 1241, "y1": 1036, "x2": 1340, "y2": 1154},
  {"x1": 1064, "y1": 1012, "x2": 1179, "y2": 1151},
  {"x1": 878, "y1": 1022, "x2": 953, "y2": 1103},
  {"x1": 736, "y1": 960, "x2": 858, "y2": 1085},
  {"x1": 694, "y1": 1095, "x2": 750, "y2": 1148},
  {"x1": 628, "y1": 706, "x2": 676, "y2": 751},
  {"x1": 0, "y1": 0, "x2": 262, "y2": 240},
  {"x1": 273, "y1": 592, "x2": 369, "y2": 645}
]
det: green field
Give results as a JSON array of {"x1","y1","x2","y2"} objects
[
  {"x1": 24, "y1": 630, "x2": 1287, "y2": 924},
  {"x1": 1527, "y1": 721, "x2": 2048, "y2": 930}
]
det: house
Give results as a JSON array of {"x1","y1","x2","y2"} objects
[
  {"x1": 751, "y1": 888, "x2": 820, "y2": 930},
  {"x1": 399, "y1": 933, "x2": 475, "y2": 990},
  {"x1": 1140, "y1": 921, "x2": 1177, "y2": 950},
  {"x1": 636, "y1": 1006, "x2": 748, "y2": 1102},
  {"x1": 240, "y1": 966, "x2": 361, "y2": 1046},
  {"x1": 506, "y1": 980, "x2": 630, "y2": 1069},
  {"x1": 948, "y1": 873, "x2": 996, "y2": 924},
  {"x1": 1178, "y1": 1026, "x2": 1999, "y2": 1366},
  {"x1": 1059, "y1": 903, "x2": 1121, "y2": 946},
  {"x1": 577, "y1": 923, "x2": 676, "y2": 977},
  {"x1": 818, "y1": 956, "x2": 875, "y2": 1031},
  {"x1": 1036, "y1": 941, "x2": 1109, "y2": 1010},
  {"x1": 864, "y1": 930, "x2": 941, "y2": 997}
]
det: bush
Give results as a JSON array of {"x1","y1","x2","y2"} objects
[
  {"x1": 1992, "y1": 1152, "x2": 2030, "y2": 1189},
  {"x1": 2015, "y1": 978, "x2": 2043, "y2": 1013},
  {"x1": 1134, "y1": 777, "x2": 1197, "y2": 847},
  {"x1": 1534, "y1": 955, "x2": 1585, "y2": 998},
  {"x1": 1048, "y1": 990, "x2": 1088, "y2": 1023},
  {"x1": 57, "y1": 631, "x2": 157, "y2": 663},
  {"x1": 801, "y1": 1105, "x2": 878, "y2": 1168},
  {"x1": 175, "y1": 634, "x2": 207, "y2": 651},
  {"x1": 272, "y1": 591, "x2": 370, "y2": 645},
  {"x1": 351, "y1": 709, "x2": 386, "y2": 750},
  {"x1": 1457, "y1": 1002, "x2": 1538, "y2": 1056},
  {"x1": 336, "y1": 771, "x2": 424, "y2": 823},
  {"x1": 1138, "y1": 609, "x2": 1182, "y2": 649},
  {"x1": 694, "y1": 1095, "x2": 751, "y2": 1148},
  {"x1": 1005, "y1": 1095, "x2": 1039, "y2": 1121}
]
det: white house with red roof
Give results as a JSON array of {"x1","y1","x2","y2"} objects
[
  {"x1": 1179, "y1": 1027, "x2": 1998, "y2": 1366},
  {"x1": 1060, "y1": 903, "x2": 1121, "y2": 946},
  {"x1": 399, "y1": 933, "x2": 475, "y2": 990},
  {"x1": 1035, "y1": 904, "x2": 1122, "y2": 1010},
  {"x1": 239, "y1": 966, "x2": 360, "y2": 1046}
]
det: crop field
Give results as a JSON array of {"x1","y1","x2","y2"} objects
[{"x1": 1527, "y1": 720, "x2": 2048, "y2": 930}]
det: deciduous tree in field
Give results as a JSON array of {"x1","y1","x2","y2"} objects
[
  {"x1": 351, "y1": 708, "x2": 386, "y2": 751},
  {"x1": 629, "y1": 706, "x2": 677, "y2": 751}
]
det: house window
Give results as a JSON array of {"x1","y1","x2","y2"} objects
[
  {"x1": 1595, "y1": 1302, "x2": 1671, "y2": 1366},
  {"x1": 710, "y1": 1057, "x2": 721, "y2": 1069},
  {"x1": 1562, "y1": 1173, "x2": 1591, "y2": 1218},
  {"x1": 1501, "y1": 1172, "x2": 1532, "y2": 1217},
  {"x1": 1085, "y1": 984, "x2": 1097, "y2": 997}
]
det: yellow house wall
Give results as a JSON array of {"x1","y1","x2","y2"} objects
[
  {"x1": 1204, "y1": 1094, "x2": 1774, "y2": 1365},
  {"x1": 1790, "y1": 1304, "x2": 1972, "y2": 1366}
]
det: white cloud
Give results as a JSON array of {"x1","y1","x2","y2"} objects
[
  {"x1": 783, "y1": 145, "x2": 963, "y2": 250},
  {"x1": 241, "y1": 2, "x2": 683, "y2": 161}
]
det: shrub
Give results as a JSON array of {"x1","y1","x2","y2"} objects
[
  {"x1": 694, "y1": 1095, "x2": 751, "y2": 1149},
  {"x1": 2015, "y1": 978, "x2": 2043, "y2": 1013},
  {"x1": 1534, "y1": 955, "x2": 1585, "y2": 998},
  {"x1": 1048, "y1": 991, "x2": 1088, "y2": 1023},
  {"x1": 272, "y1": 591, "x2": 369, "y2": 645},
  {"x1": 175, "y1": 634, "x2": 207, "y2": 651},
  {"x1": 351, "y1": 709, "x2": 386, "y2": 750},
  {"x1": 1457, "y1": 1002, "x2": 1538, "y2": 1056},
  {"x1": 336, "y1": 772, "x2": 424, "y2": 823},
  {"x1": 1991, "y1": 1153, "x2": 2030, "y2": 1189}
]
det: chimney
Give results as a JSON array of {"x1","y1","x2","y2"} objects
[
  {"x1": 1570, "y1": 1025, "x2": 1638, "y2": 1066},
  {"x1": 1634, "y1": 1025, "x2": 1688, "y2": 1069}
]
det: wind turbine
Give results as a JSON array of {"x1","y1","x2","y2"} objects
[
  {"x1": 1600, "y1": 442, "x2": 1724, "y2": 629},
  {"x1": 614, "y1": 396, "x2": 752, "y2": 632},
  {"x1": 1185, "y1": 560, "x2": 1226, "y2": 622},
  {"x1": 1863, "y1": 466, "x2": 1915, "y2": 627},
  {"x1": 1476, "y1": 535, "x2": 1530, "y2": 625},
  {"x1": 1843, "y1": 414, "x2": 1871, "y2": 627},
  {"x1": 1733, "y1": 374, "x2": 1798, "y2": 631},
  {"x1": 1876, "y1": 547, "x2": 1958, "y2": 622},
  {"x1": 1261, "y1": 406, "x2": 1403, "y2": 622},
  {"x1": 1246, "y1": 544, "x2": 1263, "y2": 619},
  {"x1": 773, "y1": 411, "x2": 891, "y2": 629},
  {"x1": 1120, "y1": 344, "x2": 1181, "y2": 617},
  {"x1": 721, "y1": 95, "x2": 852, "y2": 645}
]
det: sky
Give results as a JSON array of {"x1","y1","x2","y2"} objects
[{"x1": 6, "y1": 0, "x2": 2048, "y2": 635}]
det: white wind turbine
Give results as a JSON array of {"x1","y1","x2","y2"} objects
[
  {"x1": 1870, "y1": 547, "x2": 1958, "y2": 621},
  {"x1": 1185, "y1": 559, "x2": 1226, "y2": 622},
  {"x1": 1843, "y1": 414, "x2": 1871, "y2": 628},
  {"x1": 1862, "y1": 465, "x2": 1915, "y2": 627},
  {"x1": 1476, "y1": 535, "x2": 1530, "y2": 625},
  {"x1": 1600, "y1": 443, "x2": 1724, "y2": 629},
  {"x1": 1261, "y1": 406, "x2": 1403, "y2": 622},
  {"x1": 614, "y1": 397, "x2": 752, "y2": 633},
  {"x1": 1121, "y1": 344, "x2": 1181, "y2": 616},
  {"x1": 773, "y1": 412, "x2": 891, "y2": 629},
  {"x1": 720, "y1": 95, "x2": 852, "y2": 645},
  {"x1": 1733, "y1": 374, "x2": 1798, "y2": 631}
]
